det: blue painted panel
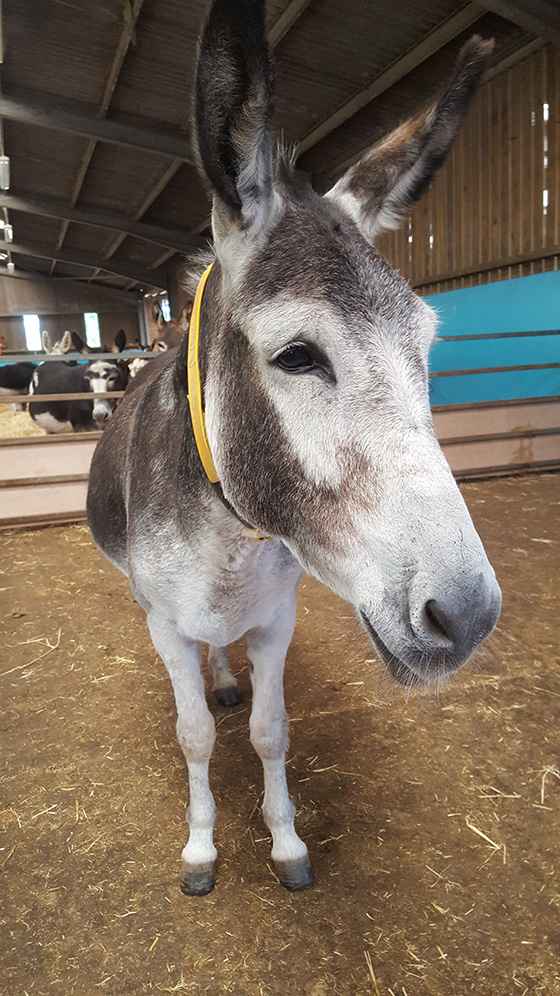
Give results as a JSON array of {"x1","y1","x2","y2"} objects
[
  {"x1": 424, "y1": 271, "x2": 560, "y2": 335},
  {"x1": 429, "y1": 334, "x2": 560, "y2": 373},
  {"x1": 429, "y1": 367, "x2": 560, "y2": 406},
  {"x1": 423, "y1": 272, "x2": 560, "y2": 403}
]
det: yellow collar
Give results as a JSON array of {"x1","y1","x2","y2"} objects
[
  {"x1": 186, "y1": 263, "x2": 273, "y2": 543},
  {"x1": 187, "y1": 263, "x2": 219, "y2": 483}
]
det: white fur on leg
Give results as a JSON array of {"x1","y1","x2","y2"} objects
[
  {"x1": 246, "y1": 597, "x2": 309, "y2": 865},
  {"x1": 207, "y1": 645, "x2": 237, "y2": 694},
  {"x1": 148, "y1": 611, "x2": 217, "y2": 870}
]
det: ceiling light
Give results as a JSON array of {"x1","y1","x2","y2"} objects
[
  {"x1": 0, "y1": 252, "x2": 7, "y2": 260},
  {"x1": 4, "y1": 223, "x2": 13, "y2": 243},
  {"x1": 7, "y1": 261, "x2": 15, "y2": 274},
  {"x1": 0, "y1": 156, "x2": 10, "y2": 191}
]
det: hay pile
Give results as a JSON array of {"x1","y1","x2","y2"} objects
[{"x1": 0, "y1": 406, "x2": 43, "y2": 438}]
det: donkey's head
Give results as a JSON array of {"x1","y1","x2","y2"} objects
[
  {"x1": 42, "y1": 329, "x2": 73, "y2": 355},
  {"x1": 194, "y1": 0, "x2": 501, "y2": 686}
]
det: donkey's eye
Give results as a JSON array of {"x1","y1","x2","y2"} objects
[{"x1": 275, "y1": 344, "x2": 317, "y2": 373}]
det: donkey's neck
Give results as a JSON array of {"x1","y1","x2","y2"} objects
[{"x1": 164, "y1": 276, "x2": 255, "y2": 545}]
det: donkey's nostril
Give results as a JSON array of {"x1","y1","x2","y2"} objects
[{"x1": 423, "y1": 599, "x2": 454, "y2": 644}]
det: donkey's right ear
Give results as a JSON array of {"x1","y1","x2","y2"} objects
[
  {"x1": 42, "y1": 330, "x2": 52, "y2": 354},
  {"x1": 195, "y1": 0, "x2": 275, "y2": 234}
]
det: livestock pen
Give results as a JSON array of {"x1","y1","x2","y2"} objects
[{"x1": 2, "y1": 0, "x2": 560, "y2": 994}]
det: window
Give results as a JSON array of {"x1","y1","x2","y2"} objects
[
  {"x1": 23, "y1": 314, "x2": 41, "y2": 351},
  {"x1": 84, "y1": 312, "x2": 101, "y2": 348}
]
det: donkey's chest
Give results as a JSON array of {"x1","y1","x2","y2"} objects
[{"x1": 129, "y1": 532, "x2": 301, "y2": 644}]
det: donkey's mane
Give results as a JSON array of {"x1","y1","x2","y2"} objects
[{"x1": 183, "y1": 248, "x2": 216, "y2": 297}]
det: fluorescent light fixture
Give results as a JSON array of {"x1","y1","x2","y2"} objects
[
  {"x1": 0, "y1": 155, "x2": 10, "y2": 190},
  {"x1": 4, "y1": 222, "x2": 13, "y2": 242},
  {"x1": 7, "y1": 261, "x2": 14, "y2": 273}
]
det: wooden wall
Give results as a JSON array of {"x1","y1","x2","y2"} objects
[
  {"x1": 377, "y1": 44, "x2": 560, "y2": 295},
  {"x1": 0, "y1": 310, "x2": 140, "y2": 352},
  {"x1": 0, "y1": 276, "x2": 140, "y2": 351}
]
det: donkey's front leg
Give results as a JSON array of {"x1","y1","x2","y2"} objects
[
  {"x1": 147, "y1": 611, "x2": 217, "y2": 896},
  {"x1": 246, "y1": 597, "x2": 313, "y2": 891}
]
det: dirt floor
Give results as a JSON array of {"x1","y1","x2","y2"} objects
[{"x1": 1, "y1": 474, "x2": 559, "y2": 996}]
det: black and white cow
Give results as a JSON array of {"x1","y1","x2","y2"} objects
[{"x1": 29, "y1": 358, "x2": 129, "y2": 433}]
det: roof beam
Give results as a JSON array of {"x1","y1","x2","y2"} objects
[
  {"x1": 9, "y1": 242, "x2": 167, "y2": 289},
  {"x1": 52, "y1": 0, "x2": 148, "y2": 274},
  {"x1": 1, "y1": 267, "x2": 141, "y2": 299},
  {"x1": 0, "y1": 193, "x2": 204, "y2": 252},
  {"x1": 268, "y1": 0, "x2": 310, "y2": 48},
  {"x1": 478, "y1": 0, "x2": 560, "y2": 48},
  {"x1": 0, "y1": 92, "x2": 195, "y2": 162},
  {"x1": 297, "y1": 3, "x2": 484, "y2": 158}
]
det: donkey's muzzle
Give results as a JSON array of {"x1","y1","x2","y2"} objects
[
  {"x1": 409, "y1": 576, "x2": 501, "y2": 665},
  {"x1": 93, "y1": 401, "x2": 113, "y2": 425},
  {"x1": 361, "y1": 574, "x2": 501, "y2": 685}
]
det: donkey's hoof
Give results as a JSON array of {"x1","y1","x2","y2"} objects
[
  {"x1": 214, "y1": 686, "x2": 240, "y2": 708},
  {"x1": 180, "y1": 861, "x2": 215, "y2": 897},
  {"x1": 274, "y1": 856, "x2": 314, "y2": 892}
]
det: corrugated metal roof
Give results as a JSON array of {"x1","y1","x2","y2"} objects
[{"x1": 0, "y1": 0, "x2": 546, "y2": 295}]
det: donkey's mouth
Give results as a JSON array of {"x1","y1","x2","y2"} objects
[
  {"x1": 360, "y1": 612, "x2": 417, "y2": 686},
  {"x1": 359, "y1": 611, "x2": 460, "y2": 687}
]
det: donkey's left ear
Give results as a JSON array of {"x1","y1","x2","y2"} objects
[
  {"x1": 324, "y1": 36, "x2": 493, "y2": 242},
  {"x1": 195, "y1": 0, "x2": 275, "y2": 235}
]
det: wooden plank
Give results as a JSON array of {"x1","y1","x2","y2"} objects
[
  {"x1": 431, "y1": 362, "x2": 560, "y2": 377},
  {"x1": 0, "y1": 480, "x2": 89, "y2": 523},
  {"x1": 433, "y1": 397, "x2": 560, "y2": 437},
  {"x1": 0, "y1": 512, "x2": 87, "y2": 531},
  {"x1": 3, "y1": 352, "x2": 152, "y2": 362},
  {"x1": 0, "y1": 431, "x2": 102, "y2": 446},
  {"x1": 0, "y1": 474, "x2": 89, "y2": 488},
  {"x1": 0, "y1": 395, "x2": 557, "y2": 527},
  {"x1": 548, "y1": 46, "x2": 559, "y2": 252},
  {"x1": 0, "y1": 391, "x2": 124, "y2": 403},
  {"x1": 0, "y1": 435, "x2": 98, "y2": 479},
  {"x1": 441, "y1": 428, "x2": 560, "y2": 472}
]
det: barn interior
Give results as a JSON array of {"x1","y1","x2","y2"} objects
[{"x1": 1, "y1": 1, "x2": 559, "y2": 994}]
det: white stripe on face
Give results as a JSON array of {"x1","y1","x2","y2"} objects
[
  {"x1": 231, "y1": 296, "x2": 349, "y2": 489},
  {"x1": 88, "y1": 370, "x2": 115, "y2": 423}
]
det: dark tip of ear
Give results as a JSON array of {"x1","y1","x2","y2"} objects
[{"x1": 456, "y1": 35, "x2": 495, "y2": 74}]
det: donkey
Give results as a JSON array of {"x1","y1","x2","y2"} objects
[
  {"x1": 70, "y1": 329, "x2": 127, "y2": 355},
  {"x1": 29, "y1": 354, "x2": 129, "y2": 433},
  {"x1": 151, "y1": 300, "x2": 192, "y2": 352},
  {"x1": 87, "y1": 0, "x2": 501, "y2": 896},
  {"x1": 42, "y1": 329, "x2": 74, "y2": 355}
]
